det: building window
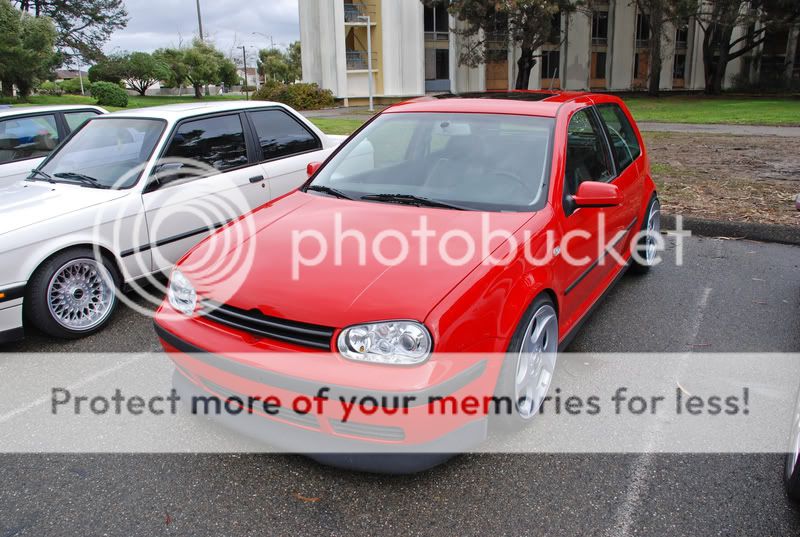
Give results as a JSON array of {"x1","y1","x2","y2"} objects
[
  {"x1": 541, "y1": 50, "x2": 560, "y2": 79},
  {"x1": 592, "y1": 11, "x2": 609, "y2": 45},
  {"x1": 675, "y1": 23, "x2": 689, "y2": 49},
  {"x1": 673, "y1": 53, "x2": 686, "y2": 79},
  {"x1": 436, "y1": 49, "x2": 449, "y2": 79},
  {"x1": 592, "y1": 51, "x2": 607, "y2": 80},
  {"x1": 424, "y1": 4, "x2": 449, "y2": 40},
  {"x1": 548, "y1": 12, "x2": 561, "y2": 45},
  {"x1": 635, "y1": 14, "x2": 650, "y2": 48},
  {"x1": 633, "y1": 53, "x2": 640, "y2": 79}
]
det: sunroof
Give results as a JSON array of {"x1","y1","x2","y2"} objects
[{"x1": 433, "y1": 92, "x2": 556, "y2": 102}]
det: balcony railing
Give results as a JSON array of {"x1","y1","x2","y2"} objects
[
  {"x1": 635, "y1": 38, "x2": 649, "y2": 49},
  {"x1": 592, "y1": 36, "x2": 608, "y2": 46},
  {"x1": 344, "y1": 2, "x2": 375, "y2": 23},
  {"x1": 346, "y1": 50, "x2": 378, "y2": 71}
]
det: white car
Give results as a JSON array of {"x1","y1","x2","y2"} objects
[
  {"x1": 0, "y1": 101, "x2": 344, "y2": 341},
  {"x1": 0, "y1": 104, "x2": 107, "y2": 186}
]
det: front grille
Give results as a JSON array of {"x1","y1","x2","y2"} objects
[
  {"x1": 329, "y1": 420, "x2": 405, "y2": 441},
  {"x1": 199, "y1": 300, "x2": 334, "y2": 350},
  {"x1": 200, "y1": 377, "x2": 320, "y2": 429}
]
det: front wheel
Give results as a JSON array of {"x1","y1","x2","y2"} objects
[
  {"x1": 25, "y1": 247, "x2": 120, "y2": 339},
  {"x1": 494, "y1": 295, "x2": 559, "y2": 431}
]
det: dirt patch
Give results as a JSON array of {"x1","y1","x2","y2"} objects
[{"x1": 643, "y1": 132, "x2": 800, "y2": 226}]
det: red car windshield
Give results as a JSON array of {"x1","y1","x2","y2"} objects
[{"x1": 309, "y1": 112, "x2": 554, "y2": 212}]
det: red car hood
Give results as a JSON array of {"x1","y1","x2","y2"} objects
[{"x1": 183, "y1": 192, "x2": 534, "y2": 328}]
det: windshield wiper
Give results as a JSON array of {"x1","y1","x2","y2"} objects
[
  {"x1": 306, "y1": 184, "x2": 353, "y2": 200},
  {"x1": 27, "y1": 169, "x2": 55, "y2": 183},
  {"x1": 360, "y1": 193, "x2": 469, "y2": 211},
  {"x1": 53, "y1": 172, "x2": 110, "y2": 189}
]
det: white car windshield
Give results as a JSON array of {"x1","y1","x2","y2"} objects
[
  {"x1": 35, "y1": 118, "x2": 165, "y2": 189},
  {"x1": 307, "y1": 112, "x2": 554, "y2": 212}
]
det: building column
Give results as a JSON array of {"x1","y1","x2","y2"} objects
[
  {"x1": 609, "y1": 0, "x2": 635, "y2": 90},
  {"x1": 785, "y1": 23, "x2": 800, "y2": 84},
  {"x1": 659, "y1": 21, "x2": 675, "y2": 90},
  {"x1": 564, "y1": 10, "x2": 591, "y2": 90}
]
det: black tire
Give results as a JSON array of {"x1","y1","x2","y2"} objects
[
  {"x1": 629, "y1": 195, "x2": 660, "y2": 275},
  {"x1": 785, "y1": 392, "x2": 800, "y2": 502},
  {"x1": 492, "y1": 294, "x2": 558, "y2": 432},
  {"x1": 24, "y1": 247, "x2": 121, "y2": 339}
]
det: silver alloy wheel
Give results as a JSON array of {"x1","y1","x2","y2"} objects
[
  {"x1": 645, "y1": 199, "x2": 661, "y2": 265},
  {"x1": 514, "y1": 304, "x2": 558, "y2": 419},
  {"x1": 787, "y1": 397, "x2": 800, "y2": 481},
  {"x1": 47, "y1": 258, "x2": 115, "y2": 331}
]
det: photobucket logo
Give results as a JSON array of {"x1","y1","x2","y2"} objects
[{"x1": 291, "y1": 211, "x2": 687, "y2": 280}]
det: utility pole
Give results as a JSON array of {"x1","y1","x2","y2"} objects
[
  {"x1": 195, "y1": 0, "x2": 204, "y2": 41},
  {"x1": 240, "y1": 45, "x2": 249, "y2": 100}
]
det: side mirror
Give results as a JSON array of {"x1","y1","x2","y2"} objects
[
  {"x1": 570, "y1": 181, "x2": 622, "y2": 209},
  {"x1": 307, "y1": 162, "x2": 322, "y2": 178}
]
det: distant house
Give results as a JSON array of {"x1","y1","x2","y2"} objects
[
  {"x1": 237, "y1": 67, "x2": 260, "y2": 87},
  {"x1": 54, "y1": 70, "x2": 89, "y2": 82}
]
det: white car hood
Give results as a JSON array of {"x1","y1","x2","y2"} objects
[{"x1": 0, "y1": 180, "x2": 130, "y2": 236}]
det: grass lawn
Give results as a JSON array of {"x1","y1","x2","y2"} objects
[
  {"x1": 308, "y1": 118, "x2": 365, "y2": 135},
  {"x1": 622, "y1": 95, "x2": 800, "y2": 126}
]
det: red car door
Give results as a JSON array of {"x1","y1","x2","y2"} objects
[{"x1": 554, "y1": 106, "x2": 622, "y2": 336}]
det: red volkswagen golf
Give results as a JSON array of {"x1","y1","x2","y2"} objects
[{"x1": 154, "y1": 91, "x2": 660, "y2": 471}]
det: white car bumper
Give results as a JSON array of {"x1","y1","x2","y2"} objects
[{"x1": 0, "y1": 286, "x2": 24, "y2": 344}]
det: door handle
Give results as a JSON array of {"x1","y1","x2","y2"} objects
[{"x1": 249, "y1": 175, "x2": 265, "y2": 183}]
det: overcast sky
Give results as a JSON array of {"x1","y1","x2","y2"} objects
[{"x1": 105, "y1": 0, "x2": 300, "y2": 61}]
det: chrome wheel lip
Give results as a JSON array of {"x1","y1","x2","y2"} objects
[
  {"x1": 645, "y1": 199, "x2": 661, "y2": 265},
  {"x1": 47, "y1": 258, "x2": 115, "y2": 332},
  {"x1": 787, "y1": 397, "x2": 800, "y2": 482},
  {"x1": 514, "y1": 304, "x2": 558, "y2": 420}
]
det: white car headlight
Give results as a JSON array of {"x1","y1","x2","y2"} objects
[
  {"x1": 167, "y1": 269, "x2": 196, "y2": 316},
  {"x1": 337, "y1": 321, "x2": 432, "y2": 365}
]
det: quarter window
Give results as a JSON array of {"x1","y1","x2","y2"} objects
[
  {"x1": 64, "y1": 111, "x2": 101, "y2": 131},
  {"x1": 247, "y1": 109, "x2": 321, "y2": 161},
  {"x1": 596, "y1": 104, "x2": 641, "y2": 171},
  {"x1": 564, "y1": 109, "x2": 614, "y2": 197},
  {"x1": 0, "y1": 114, "x2": 59, "y2": 164},
  {"x1": 163, "y1": 114, "x2": 248, "y2": 173}
]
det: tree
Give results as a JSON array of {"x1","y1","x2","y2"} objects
[
  {"x1": 0, "y1": 0, "x2": 58, "y2": 97},
  {"x1": 634, "y1": 0, "x2": 698, "y2": 96},
  {"x1": 153, "y1": 47, "x2": 188, "y2": 94},
  {"x1": 424, "y1": 0, "x2": 574, "y2": 90},
  {"x1": 181, "y1": 39, "x2": 237, "y2": 98},
  {"x1": 13, "y1": 0, "x2": 128, "y2": 63},
  {"x1": 258, "y1": 47, "x2": 291, "y2": 83},
  {"x1": 118, "y1": 51, "x2": 169, "y2": 96},
  {"x1": 218, "y1": 57, "x2": 240, "y2": 88},
  {"x1": 88, "y1": 53, "x2": 125, "y2": 84},
  {"x1": 287, "y1": 41, "x2": 302, "y2": 82},
  {"x1": 694, "y1": 0, "x2": 800, "y2": 94}
]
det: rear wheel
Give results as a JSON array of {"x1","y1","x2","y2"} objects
[
  {"x1": 25, "y1": 247, "x2": 120, "y2": 339},
  {"x1": 785, "y1": 393, "x2": 800, "y2": 501},
  {"x1": 630, "y1": 196, "x2": 660, "y2": 274},
  {"x1": 494, "y1": 295, "x2": 558, "y2": 431}
]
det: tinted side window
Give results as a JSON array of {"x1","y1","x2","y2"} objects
[
  {"x1": 163, "y1": 114, "x2": 248, "y2": 173},
  {"x1": 596, "y1": 104, "x2": 641, "y2": 171},
  {"x1": 248, "y1": 109, "x2": 321, "y2": 161},
  {"x1": 0, "y1": 114, "x2": 59, "y2": 164},
  {"x1": 65, "y1": 111, "x2": 101, "y2": 131},
  {"x1": 564, "y1": 109, "x2": 614, "y2": 197}
]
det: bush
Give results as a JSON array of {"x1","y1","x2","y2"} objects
[
  {"x1": 91, "y1": 81, "x2": 128, "y2": 107},
  {"x1": 37, "y1": 81, "x2": 63, "y2": 96},
  {"x1": 58, "y1": 77, "x2": 90, "y2": 95},
  {"x1": 252, "y1": 81, "x2": 334, "y2": 110}
]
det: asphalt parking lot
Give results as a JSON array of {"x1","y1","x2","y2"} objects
[{"x1": 1, "y1": 235, "x2": 799, "y2": 536}]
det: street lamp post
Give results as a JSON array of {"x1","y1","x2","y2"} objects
[
  {"x1": 240, "y1": 45, "x2": 249, "y2": 100},
  {"x1": 357, "y1": 15, "x2": 374, "y2": 112}
]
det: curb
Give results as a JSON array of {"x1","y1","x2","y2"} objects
[{"x1": 662, "y1": 214, "x2": 799, "y2": 246}]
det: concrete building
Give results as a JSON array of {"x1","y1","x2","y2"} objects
[{"x1": 300, "y1": 0, "x2": 799, "y2": 103}]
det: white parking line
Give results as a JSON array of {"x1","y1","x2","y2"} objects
[
  {"x1": 604, "y1": 285, "x2": 714, "y2": 537},
  {"x1": 0, "y1": 355, "x2": 144, "y2": 424}
]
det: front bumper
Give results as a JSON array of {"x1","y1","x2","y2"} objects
[
  {"x1": 154, "y1": 321, "x2": 491, "y2": 469},
  {"x1": 0, "y1": 285, "x2": 25, "y2": 344}
]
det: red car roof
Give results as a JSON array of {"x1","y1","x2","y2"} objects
[{"x1": 385, "y1": 90, "x2": 595, "y2": 118}]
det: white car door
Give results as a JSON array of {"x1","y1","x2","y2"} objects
[
  {"x1": 245, "y1": 108, "x2": 336, "y2": 199},
  {"x1": 141, "y1": 112, "x2": 270, "y2": 273}
]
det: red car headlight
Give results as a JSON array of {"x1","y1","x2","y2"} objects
[
  {"x1": 167, "y1": 269, "x2": 197, "y2": 316},
  {"x1": 337, "y1": 321, "x2": 432, "y2": 365}
]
